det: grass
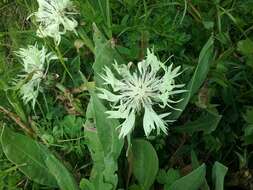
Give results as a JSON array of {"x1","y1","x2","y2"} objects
[{"x1": 1, "y1": 0, "x2": 253, "y2": 189}]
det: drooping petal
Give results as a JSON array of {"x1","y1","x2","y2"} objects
[
  {"x1": 119, "y1": 109, "x2": 136, "y2": 138},
  {"x1": 143, "y1": 106, "x2": 168, "y2": 137}
]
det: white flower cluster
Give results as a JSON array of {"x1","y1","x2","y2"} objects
[
  {"x1": 14, "y1": 0, "x2": 78, "y2": 107},
  {"x1": 16, "y1": 44, "x2": 57, "y2": 108},
  {"x1": 32, "y1": 0, "x2": 78, "y2": 45},
  {"x1": 98, "y1": 49, "x2": 185, "y2": 138}
]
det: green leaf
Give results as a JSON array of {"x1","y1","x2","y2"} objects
[
  {"x1": 0, "y1": 126, "x2": 58, "y2": 187},
  {"x1": 167, "y1": 164, "x2": 206, "y2": 190},
  {"x1": 243, "y1": 107, "x2": 253, "y2": 145},
  {"x1": 45, "y1": 154, "x2": 79, "y2": 190},
  {"x1": 157, "y1": 168, "x2": 181, "y2": 187},
  {"x1": 191, "y1": 150, "x2": 210, "y2": 190},
  {"x1": 128, "y1": 184, "x2": 144, "y2": 190},
  {"x1": 84, "y1": 122, "x2": 106, "y2": 190},
  {"x1": 84, "y1": 93, "x2": 124, "y2": 190},
  {"x1": 77, "y1": 28, "x2": 95, "y2": 53},
  {"x1": 91, "y1": 93, "x2": 123, "y2": 161},
  {"x1": 174, "y1": 111, "x2": 222, "y2": 134},
  {"x1": 132, "y1": 139, "x2": 159, "y2": 190},
  {"x1": 237, "y1": 38, "x2": 253, "y2": 55},
  {"x1": 171, "y1": 36, "x2": 214, "y2": 120},
  {"x1": 59, "y1": 115, "x2": 84, "y2": 138},
  {"x1": 163, "y1": 169, "x2": 181, "y2": 188},
  {"x1": 80, "y1": 178, "x2": 95, "y2": 190},
  {"x1": 212, "y1": 162, "x2": 228, "y2": 190},
  {"x1": 68, "y1": 56, "x2": 83, "y2": 87},
  {"x1": 92, "y1": 24, "x2": 124, "y2": 87}
]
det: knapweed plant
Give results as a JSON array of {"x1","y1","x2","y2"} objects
[{"x1": 1, "y1": 0, "x2": 253, "y2": 189}]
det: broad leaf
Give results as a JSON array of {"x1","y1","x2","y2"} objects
[
  {"x1": 132, "y1": 139, "x2": 159, "y2": 190},
  {"x1": 85, "y1": 25, "x2": 125, "y2": 188},
  {"x1": 0, "y1": 126, "x2": 57, "y2": 187},
  {"x1": 157, "y1": 168, "x2": 180, "y2": 185}
]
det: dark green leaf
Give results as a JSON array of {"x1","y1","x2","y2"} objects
[{"x1": 163, "y1": 169, "x2": 181, "y2": 189}]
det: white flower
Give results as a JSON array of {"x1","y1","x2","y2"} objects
[
  {"x1": 98, "y1": 49, "x2": 185, "y2": 138},
  {"x1": 15, "y1": 44, "x2": 57, "y2": 108},
  {"x1": 31, "y1": 0, "x2": 78, "y2": 45}
]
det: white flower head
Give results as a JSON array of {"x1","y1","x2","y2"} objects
[
  {"x1": 15, "y1": 44, "x2": 57, "y2": 108},
  {"x1": 98, "y1": 49, "x2": 185, "y2": 138},
  {"x1": 31, "y1": 0, "x2": 78, "y2": 45}
]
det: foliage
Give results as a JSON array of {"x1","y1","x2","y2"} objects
[{"x1": 1, "y1": 0, "x2": 253, "y2": 189}]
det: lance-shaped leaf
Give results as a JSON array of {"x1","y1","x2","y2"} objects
[
  {"x1": 171, "y1": 36, "x2": 214, "y2": 120},
  {"x1": 92, "y1": 24, "x2": 124, "y2": 87}
]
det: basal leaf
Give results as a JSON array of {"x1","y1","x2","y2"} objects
[{"x1": 0, "y1": 125, "x2": 58, "y2": 187}]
